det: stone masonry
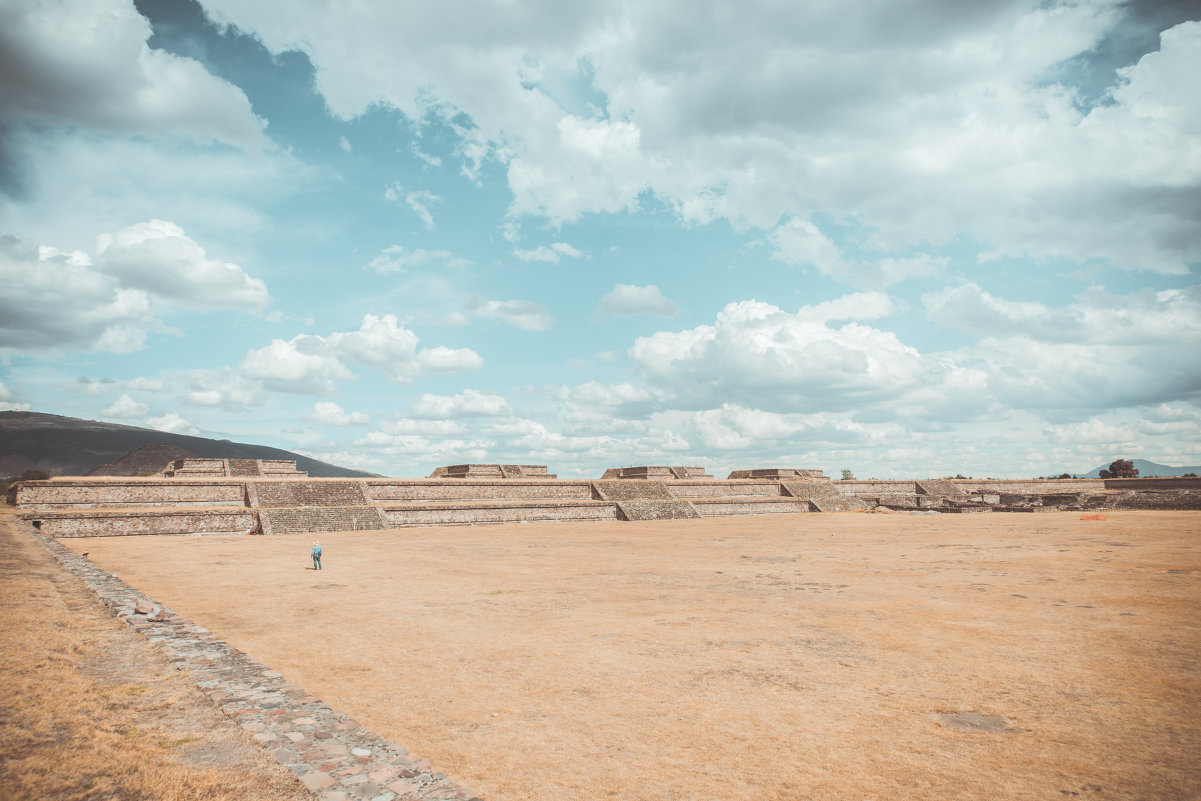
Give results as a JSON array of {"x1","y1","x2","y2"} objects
[{"x1": 10, "y1": 469, "x2": 1201, "y2": 537}]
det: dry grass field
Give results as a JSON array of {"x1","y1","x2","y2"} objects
[
  {"x1": 56, "y1": 511, "x2": 1201, "y2": 801},
  {"x1": 0, "y1": 510, "x2": 309, "y2": 801}
]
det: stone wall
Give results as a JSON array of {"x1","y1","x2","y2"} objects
[
  {"x1": 27, "y1": 509, "x2": 254, "y2": 537},
  {"x1": 665, "y1": 481, "x2": 785, "y2": 498},
  {"x1": 836, "y1": 480, "x2": 921, "y2": 496},
  {"x1": 690, "y1": 498, "x2": 812, "y2": 516},
  {"x1": 366, "y1": 481, "x2": 594, "y2": 502},
  {"x1": 260, "y1": 506, "x2": 385, "y2": 534},
  {"x1": 12, "y1": 480, "x2": 246, "y2": 509},
  {"x1": 381, "y1": 501, "x2": 618, "y2": 526}
]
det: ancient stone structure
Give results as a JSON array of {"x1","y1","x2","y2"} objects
[
  {"x1": 727, "y1": 468, "x2": 826, "y2": 479},
  {"x1": 87, "y1": 444, "x2": 197, "y2": 476},
  {"x1": 600, "y1": 466, "x2": 713, "y2": 479},
  {"x1": 427, "y1": 464, "x2": 556, "y2": 479},
  {"x1": 163, "y1": 458, "x2": 307, "y2": 478},
  {"x1": 8, "y1": 467, "x2": 1201, "y2": 538}
]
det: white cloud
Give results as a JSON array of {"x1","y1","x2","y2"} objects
[
  {"x1": 145, "y1": 412, "x2": 198, "y2": 435},
  {"x1": 464, "y1": 293, "x2": 553, "y2": 331},
  {"x1": 125, "y1": 377, "x2": 164, "y2": 392},
  {"x1": 240, "y1": 336, "x2": 353, "y2": 394},
  {"x1": 339, "y1": 136, "x2": 352, "y2": 151},
  {"x1": 365, "y1": 245, "x2": 471, "y2": 273},
  {"x1": 410, "y1": 389, "x2": 512, "y2": 419},
  {"x1": 309, "y1": 401, "x2": 369, "y2": 426},
  {"x1": 629, "y1": 297, "x2": 982, "y2": 416},
  {"x1": 0, "y1": 381, "x2": 31, "y2": 411},
  {"x1": 514, "y1": 242, "x2": 584, "y2": 263},
  {"x1": 416, "y1": 346, "x2": 484, "y2": 373},
  {"x1": 598, "y1": 284, "x2": 679, "y2": 317},
  {"x1": 0, "y1": 233, "x2": 152, "y2": 353},
  {"x1": 411, "y1": 143, "x2": 442, "y2": 168},
  {"x1": 200, "y1": 2, "x2": 1201, "y2": 273},
  {"x1": 0, "y1": 223, "x2": 269, "y2": 355},
  {"x1": 0, "y1": 0, "x2": 266, "y2": 149},
  {"x1": 75, "y1": 377, "x2": 119, "y2": 397},
  {"x1": 102, "y1": 394, "x2": 149, "y2": 418},
  {"x1": 379, "y1": 418, "x2": 466, "y2": 437},
  {"x1": 770, "y1": 219, "x2": 947, "y2": 288},
  {"x1": 924, "y1": 282, "x2": 1201, "y2": 345},
  {"x1": 239, "y1": 314, "x2": 482, "y2": 393},
  {"x1": 98, "y1": 220, "x2": 270, "y2": 309},
  {"x1": 386, "y1": 183, "x2": 441, "y2": 228}
]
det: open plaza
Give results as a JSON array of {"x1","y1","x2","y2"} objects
[{"x1": 41, "y1": 509, "x2": 1201, "y2": 801}]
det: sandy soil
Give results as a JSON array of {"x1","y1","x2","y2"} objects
[{"x1": 63, "y1": 511, "x2": 1201, "y2": 801}]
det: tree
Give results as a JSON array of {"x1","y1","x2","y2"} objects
[
  {"x1": 1057, "y1": 473, "x2": 1072, "y2": 479},
  {"x1": 1, "y1": 469, "x2": 49, "y2": 502},
  {"x1": 1099, "y1": 459, "x2": 1138, "y2": 479},
  {"x1": 841, "y1": 469, "x2": 855, "y2": 480}
]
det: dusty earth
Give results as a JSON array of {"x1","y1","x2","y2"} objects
[
  {"x1": 0, "y1": 511, "x2": 309, "y2": 801},
  {"x1": 54, "y1": 511, "x2": 1201, "y2": 801}
]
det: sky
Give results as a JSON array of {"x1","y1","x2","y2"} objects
[{"x1": 1, "y1": 0, "x2": 1199, "y2": 479}]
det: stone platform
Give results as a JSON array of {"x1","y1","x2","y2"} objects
[{"x1": 8, "y1": 470, "x2": 1201, "y2": 537}]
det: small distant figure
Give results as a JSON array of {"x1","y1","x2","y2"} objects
[{"x1": 311, "y1": 541, "x2": 322, "y2": 570}]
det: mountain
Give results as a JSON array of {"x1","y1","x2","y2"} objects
[
  {"x1": 0, "y1": 411, "x2": 380, "y2": 478},
  {"x1": 1079, "y1": 458, "x2": 1201, "y2": 478}
]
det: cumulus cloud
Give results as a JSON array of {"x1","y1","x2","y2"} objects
[
  {"x1": 0, "y1": 233, "x2": 153, "y2": 353},
  {"x1": 102, "y1": 394, "x2": 149, "y2": 418},
  {"x1": 309, "y1": 401, "x2": 369, "y2": 426},
  {"x1": 464, "y1": 293, "x2": 553, "y2": 331},
  {"x1": 98, "y1": 220, "x2": 269, "y2": 309},
  {"x1": 239, "y1": 314, "x2": 482, "y2": 393},
  {"x1": 629, "y1": 298, "x2": 966, "y2": 414},
  {"x1": 0, "y1": 380, "x2": 30, "y2": 411},
  {"x1": 240, "y1": 336, "x2": 353, "y2": 394},
  {"x1": 514, "y1": 242, "x2": 584, "y2": 263},
  {"x1": 200, "y1": 2, "x2": 1201, "y2": 272},
  {"x1": 0, "y1": 224, "x2": 269, "y2": 354},
  {"x1": 0, "y1": 0, "x2": 265, "y2": 148},
  {"x1": 146, "y1": 412, "x2": 198, "y2": 435},
  {"x1": 365, "y1": 245, "x2": 471, "y2": 273},
  {"x1": 598, "y1": 284, "x2": 679, "y2": 317},
  {"x1": 924, "y1": 282, "x2": 1201, "y2": 345},
  {"x1": 410, "y1": 389, "x2": 512, "y2": 419}
]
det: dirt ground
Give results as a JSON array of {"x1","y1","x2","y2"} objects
[
  {"x1": 0, "y1": 511, "x2": 309, "y2": 801},
  {"x1": 60, "y1": 511, "x2": 1201, "y2": 801}
]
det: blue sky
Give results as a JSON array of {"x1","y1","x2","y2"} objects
[{"x1": 1, "y1": 0, "x2": 1199, "y2": 479}]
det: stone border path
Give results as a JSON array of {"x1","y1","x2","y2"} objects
[{"x1": 22, "y1": 522, "x2": 483, "y2": 801}]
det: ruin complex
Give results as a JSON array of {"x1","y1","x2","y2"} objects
[{"x1": 7, "y1": 460, "x2": 1200, "y2": 538}]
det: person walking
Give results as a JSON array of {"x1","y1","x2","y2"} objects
[{"x1": 311, "y1": 541, "x2": 322, "y2": 570}]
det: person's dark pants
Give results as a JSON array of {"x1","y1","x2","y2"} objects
[{"x1": 313, "y1": 555, "x2": 321, "y2": 570}]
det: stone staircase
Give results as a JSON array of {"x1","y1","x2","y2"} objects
[
  {"x1": 916, "y1": 480, "x2": 966, "y2": 496},
  {"x1": 227, "y1": 459, "x2": 262, "y2": 477},
  {"x1": 780, "y1": 481, "x2": 869, "y2": 512},
  {"x1": 249, "y1": 481, "x2": 385, "y2": 535}
]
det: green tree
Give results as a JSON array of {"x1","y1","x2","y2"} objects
[
  {"x1": 840, "y1": 469, "x2": 855, "y2": 480},
  {"x1": 1099, "y1": 459, "x2": 1138, "y2": 479}
]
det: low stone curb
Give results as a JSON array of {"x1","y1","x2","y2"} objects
[{"x1": 23, "y1": 523, "x2": 484, "y2": 801}]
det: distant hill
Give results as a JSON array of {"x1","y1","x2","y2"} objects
[
  {"x1": 1079, "y1": 458, "x2": 1201, "y2": 478},
  {"x1": 0, "y1": 411, "x2": 380, "y2": 478}
]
